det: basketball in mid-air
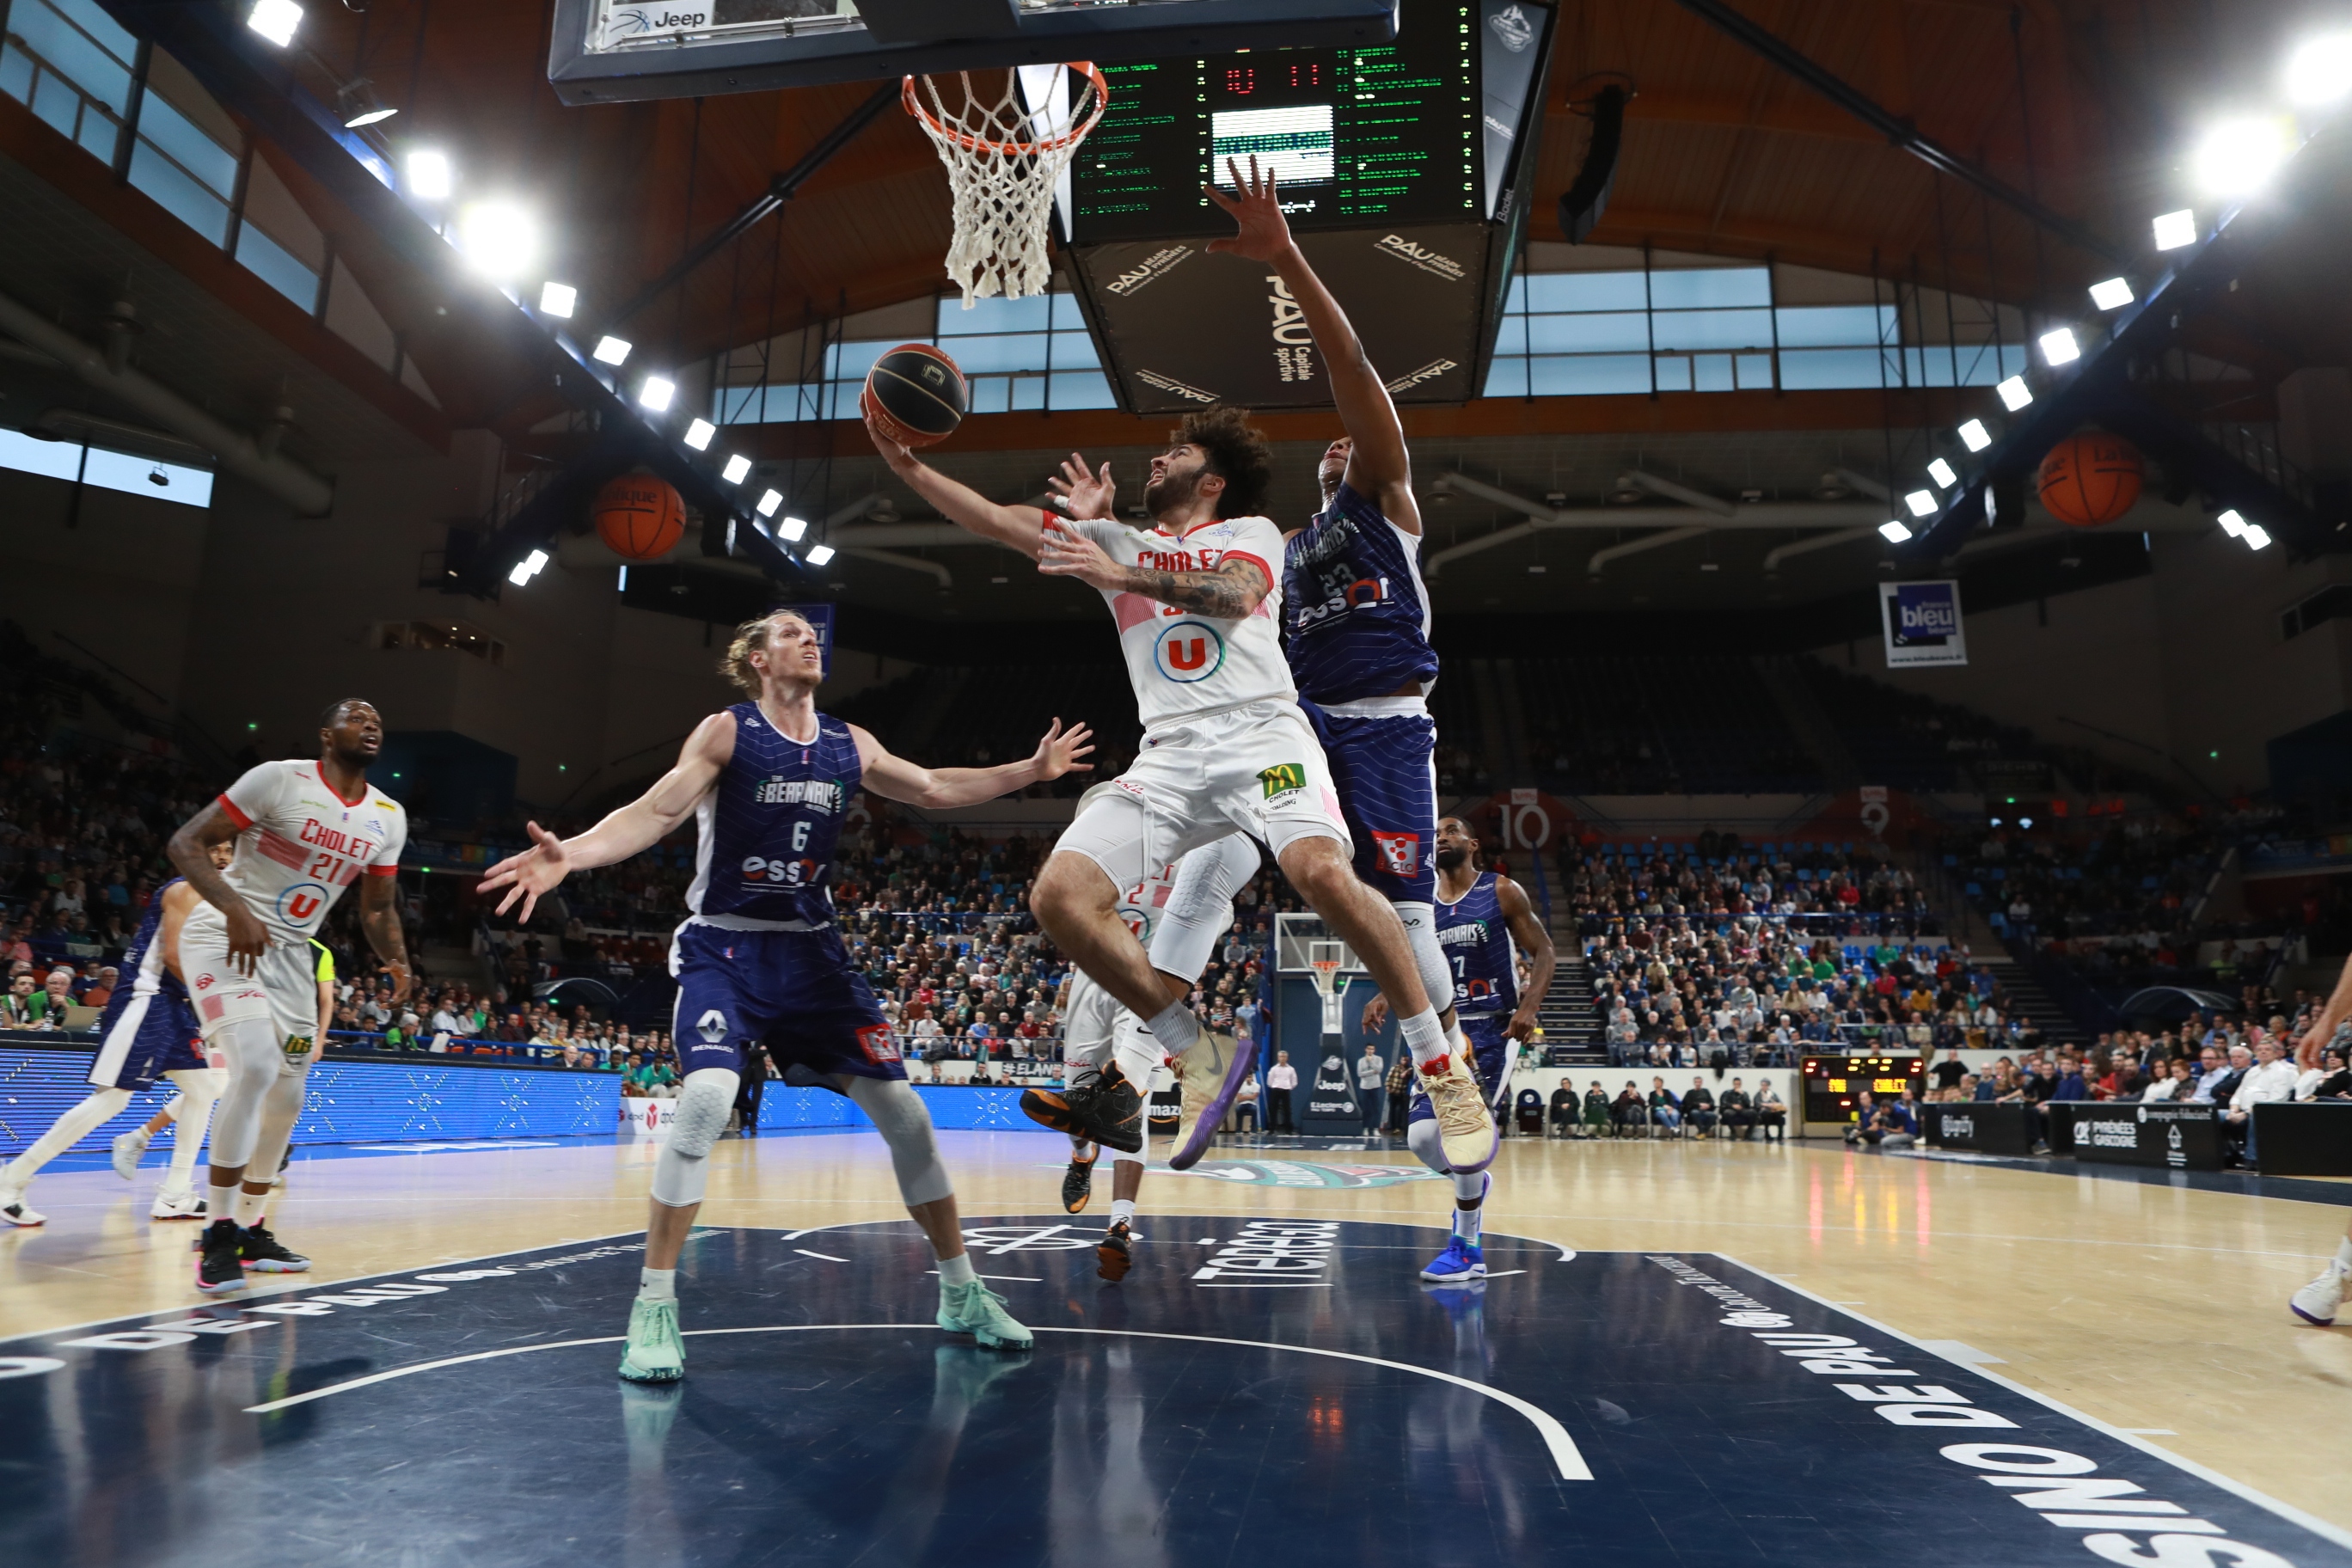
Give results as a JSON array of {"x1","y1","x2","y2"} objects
[
  {"x1": 2037, "y1": 432, "x2": 2143, "y2": 527},
  {"x1": 861, "y1": 343, "x2": 968, "y2": 448},
  {"x1": 593, "y1": 474, "x2": 687, "y2": 560}
]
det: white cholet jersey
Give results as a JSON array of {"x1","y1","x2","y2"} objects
[
  {"x1": 1054, "y1": 513, "x2": 1295, "y2": 733},
  {"x1": 212, "y1": 759, "x2": 406, "y2": 942}
]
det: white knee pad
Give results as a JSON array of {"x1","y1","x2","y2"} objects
[
  {"x1": 206, "y1": 1017, "x2": 286, "y2": 1169},
  {"x1": 246, "y1": 1069, "x2": 307, "y2": 1184},
  {"x1": 1146, "y1": 833, "x2": 1258, "y2": 983},
  {"x1": 651, "y1": 1068, "x2": 738, "y2": 1209},
  {"x1": 847, "y1": 1075, "x2": 953, "y2": 1207},
  {"x1": 1406, "y1": 1114, "x2": 1449, "y2": 1175},
  {"x1": 1393, "y1": 902, "x2": 1455, "y2": 1016}
]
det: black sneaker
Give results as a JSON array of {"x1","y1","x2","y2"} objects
[
  {"x1": 195, "y1": 1220, "x2": 247, "y2": 1294},
  {"x1": 1061, "y1": 1149, "x2": 1098, "y2": 1213},
  {"x1": 1097, "y1": 1220, "x2": 1133, "y2": 1283},
  {"x1": 1021, "y1": 1067, "x2": 1144, "y2": 1154},
  {"x1": 239, "y1": 1224, "x2": 311, "y2": 1273}
]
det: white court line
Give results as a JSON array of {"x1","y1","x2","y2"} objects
[
  {"x1": 926, "y1": 1271, "x2": 1040, "y2": 1283},
  {"x1": 1484, "y1": 1270, "x2": 1527, "y2": 1278},
  {"x1": 239, "y1": 1322, "x2": 1593, "y2": 1479},
  {"x1": 793, "y1": 1250, "x2": 848, "y2": 1263},
  {"x1": 1716, "y1": 1253, "x2": 2352, "y2": 1553}
]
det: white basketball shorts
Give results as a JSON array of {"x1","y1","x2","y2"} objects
[{"x1": 181, "y1": 906, "x2": 322, "y2": 1063}]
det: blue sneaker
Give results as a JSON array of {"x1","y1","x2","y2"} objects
[{"x1": 1419, "y1": 1235, "x2": 1486, "y2": 1284}]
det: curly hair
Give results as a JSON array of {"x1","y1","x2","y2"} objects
[
  {"x1": 1175, "y1": 405, "x2": 1273, "y2": 519},
  {"x1": 720, "y1": 609, "x2": 816, "y2": 695}
]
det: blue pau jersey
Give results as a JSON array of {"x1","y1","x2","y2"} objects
[
  {"x1": 99, "y1": 875, "x2": 192, "y2": 1031},
  {"x1": 1436, "y1": 871, "x2": 1516, "y2": 1019},
  {"x1": 1280, "y1": 480, "x2": 1438, "y2": 704},
  {"x1": 686, "y1": 704, "x2": 862, "y2": 928}
]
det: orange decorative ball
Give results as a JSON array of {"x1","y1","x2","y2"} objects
[
  {"x1": 2037, "y1": 432, "x2": 2143, "y2": 527},
  {"x1": 593, "y1": 474, "x2": 686, "y2": 560}
]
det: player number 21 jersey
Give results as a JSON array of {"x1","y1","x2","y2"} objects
[
  {"x1": 214, "y1": 760, "x2": 407, "y2": 941},
  {"x1": 1054, "y1": 514, "x2": 1296, "y2": 732}
]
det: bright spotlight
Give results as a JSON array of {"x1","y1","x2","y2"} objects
[
  {"x1": 2217, "y1": 508, "x2": 2247, "y2": 537},
  {"x1": 1904, "y1": 489, "x2": 1937, "y2": 518},
  {"x1": 756, "y1": 489, "x2": 782, "y2": 517},
  {"x1": 406, "y1": 150, "x2": 452, "y2": 201},
  {"x1": 683, "y1": 418, "x2": 715, "y2": 450},
  {"x1": 638, "y1": 377, "x2": 675, "y2": 413},
  {"x1": 2285, "y1": 33, "x2": 2352, "y2": 107},
  {"x1": 1878, "y1": 520, "x2": 1913, "y2": 543},
  {"x1": 2152, "y1": 209, "x2": 2197, "y2": 250},
  {"x1": 1926, "y1": 458, "x2": 1957, "y2": 488},
  {"x1": 507, "y1": 548, "x2": 549, "y2": 587},
  {"x1": 2190, "y1": 116, "x2": 2293, "y2": 198},
  {"x1": 720, "y1": 455, "x2": 751, "y2": 485},
  {"x1": 592, "y1": 335, "x2": 632, "y2": 366},
  {"x1": 2018, "y1": 817, "x2": 2034, "y2": 830},
  {"x1": 456, "y1": 202, "x2": 537, "y2": 279},
  {"x1": 806, "y1": 544, "x2": 836, "y2": 567},
  {"x1": 2088, "y1": 278, "x2": 2135, "y2": 310},
  {"x1": 1957, "y1": 419, "x2": 1992, "y2": 452},
  {"x1": 247, "y1": 0, "x2": 302, "y2": 47},
  {"x1": 1996, "y1": 376, "x2": 2033, "y2": 411},
  {"x1": 778, "y1": 516, "x2": 809, "y2": 542},
  {"x1": 538, "y1": 282, "x2": 577, "y2": 318},
  {"x1": 2039, "y1": 328, "x2": 2080, "y2": 366},
  {"x1": 2245, "y1": 524, "x2": 2272, "y2": 550}
]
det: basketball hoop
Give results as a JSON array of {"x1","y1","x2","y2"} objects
[
  {"x1": 903, "y1": 63, "x2": 1109, "y2": 307},
  {"x1": 1308, "y1": 940, "x2": 1348, "y2": 1038}
]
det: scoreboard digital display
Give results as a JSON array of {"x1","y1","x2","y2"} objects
[
  {"x1": 1800, "y1": 1055, "x2": 1926, "y2": 1125},
  {"x1": 1063, "y1": 0, "x2": 1538, "y2": 244}
]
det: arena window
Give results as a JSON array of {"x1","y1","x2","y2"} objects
[{"x1": 0, "y1": 429, "x2": 213, "y2": 507}]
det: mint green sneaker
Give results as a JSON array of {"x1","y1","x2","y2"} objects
[
  {"x1": 618, "y1": 1296, "x2": 684, "y2": 1383},
  {"x1": 937, "y1": 1279, "x2": 1034, "y2": 1351}
]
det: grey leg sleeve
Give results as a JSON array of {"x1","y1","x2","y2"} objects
[
  {"x1": 651, "y1": 1068, "x2": 739, "y2": 1208},
  {"x1": 848, "y1": 1076, "x2": 953, "y2": 1206},
  {"x1": 208, "y1": 1017, "x2": 287, "y2": 1170}
]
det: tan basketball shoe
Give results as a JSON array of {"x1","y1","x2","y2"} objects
[
  {"x1": 1168, "y1": 1029, "x2": 1252, "y2": 1171},
  {"x1": 1419, "y1": 1050, "x2": 1499, "y2": 1173}
]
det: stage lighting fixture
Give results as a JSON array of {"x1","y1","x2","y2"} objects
[
  {"x1": 1996, "y1": 377, "x2": 2033, "y2": 411},
  {"x1": 539, "y1": 282, "x2": 577, "y2": 317},
  {"x1": 683, "y1": 419, "x2": 715, "y2": 450},
  {"x1": 508, "y1": 548, "x2": 549, "y2": 586},
  {"x1": 2217, "y1": 509, "x2": 2247, "y2": 537},
  {"x1": 2039, "y1": 328, "x2": 2080, "y2": 366},
  {"x1": 2152, "y1": 209, "x2": 2197, "y2": 250},
  {"x1": 1878, "y1": 520, "x2": 1913, "y2": 543},
  {"x1": 2245, "y1": 524, "x2": 2272, "y2": 550},
  {"x1": 778, "y1": 517, "x2": 809, "y2": 542},
  {"x1": 456, "y1": 203, "x2": 537, "y2": 279},
  {"x1": 1905, "y1": 489, "x2": 1937, "y2": 518},
  {"x1": 247, "y1": 0, "x2": 302, "y2": 47},
  {"x1": 2088, "y1": 278, "x2": 2135, "y2": 310},
  {"x1": 2286, "y1": 33, "x2": 2352, "y2": 106},
  {"x1": 638, "y1": 377, "x2": 675, "y2": 412},
  {"x1": 592, "y1": 335, "x2": 631, "y2": 365},
  {"x1": 336, "y1": 78, "x2": 396, "y2": 127},
  {"x1": 756, "y1": 489, "x2": 782, "y2": 517},
  {"x1": 1958, "y1": 419, "x2": 1992, "y2": 452},
  {"x1": 1927, "y1": 458, "x2": 1957, "y2": 488},
  {"x1": 806, "y1": 544, "x2": 836, "y2": 567},
  {"x1": 2190, "y1": 117, "x2": 2292, "y2": 197},
  {"x1": 721, "y1": 455, "x2": 751, "y2": 485},
  {"x1": 406, "y1": 150, "x2": 453, "y2": 201}
]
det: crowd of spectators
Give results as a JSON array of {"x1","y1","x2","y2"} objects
[
  {"x1": 1541, "y1": 1073, "x2": 1787, "y2": 1139},
  {"x1": 1562, "y1": 835, "x2": 1938, "y2": 937}
]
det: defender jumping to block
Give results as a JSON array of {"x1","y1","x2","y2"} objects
[{"x1": 481, "y1": 609, "x2": 1093, "y2": 1382}]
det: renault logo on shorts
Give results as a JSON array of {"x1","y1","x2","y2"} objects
[
  {"x1": 1152, "y1": 620, "x2": 1225, "y2": 683},
  {"x1": 696, "y1": 1009, "x2": 728, "y2": 1044}
]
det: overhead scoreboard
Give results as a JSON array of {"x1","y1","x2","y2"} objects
[
  {"x1": 1056, "y1": 0, "x2": 1554, "y2": 413},
  {"x1": 1800, "y1": 1054, "x2": 1926, "y2": 1131}
]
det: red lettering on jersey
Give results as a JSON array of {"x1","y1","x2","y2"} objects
[
  {"x1": 1166, "y1": 637, "x2": 1210, "y2": 671},
  {"x1": 285, "y1": 891, "x2": 322, "y2": 922}
]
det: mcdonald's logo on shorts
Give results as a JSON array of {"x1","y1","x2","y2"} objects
[{"x1": 1258, "y1": 763, "x2": 1306, "y2": 800}]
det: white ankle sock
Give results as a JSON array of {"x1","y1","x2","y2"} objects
[
  {"x1": 639, "y1": 1266, "x2": 677, "y2": 1301},
  {"x1": 1400, "y1": 1008, "x2": 1448, "y2": 1069},
  {"x1": 2334, "y1": 1237, "x2": 2352, "y2": 1275},
  {"x1": 938, "y1": 1252, "x2": 977, "y2": 1287},
  {"x1": 1111, "y1": 1197, "x2": 1136, "y2": 1227},
  {"x1": 207, "y1": 1180, "x2": 240, "y2": 1226},
  {"x1": 1454, "y1": 1203, "x2": 1484, "y2": 1244},
  {"x1": 235, "y1": 1187, "x2": 269, "y2": 1227},
  {"x1": 1146, "y1": 1000, "x2": 1200, "y2": 1056}
]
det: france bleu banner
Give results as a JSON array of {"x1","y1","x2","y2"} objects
[{"x1": 1879, "y1": 579, "x2": 1968, "y2": 668}]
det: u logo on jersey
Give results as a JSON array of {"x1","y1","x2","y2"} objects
[
  {"x1": 276, "y1": 882, "x2": 328, "y2": 924},
  {"x1": 1152, "y1": 620, "x2": 1225, "y2": 683}
]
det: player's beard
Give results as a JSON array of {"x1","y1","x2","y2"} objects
[
  {"x1": 1144, "y1": 465, "x2": 1202, "y2": 517},
  {"x1": 1435, "y1": 847, "x2": 1469, "y2": 872}
]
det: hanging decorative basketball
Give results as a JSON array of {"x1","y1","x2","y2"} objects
[
  {"x1": 2037, "y1": 432, "x2": 2144, "y2": 527},
  {"x1": 593, "y1": 473, "x2": 687, "y2": 560}
]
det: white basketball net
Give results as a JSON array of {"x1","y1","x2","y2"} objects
[{"x1": 903, "y1": 63, "x2": 1107, "y2": 307}]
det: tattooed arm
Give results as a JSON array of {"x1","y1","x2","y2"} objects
[{"x1": 1037, "y1": 521, "x2": 1270, "y2": 616}]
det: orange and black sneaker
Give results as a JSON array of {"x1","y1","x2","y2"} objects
[
  {"x1": 1097, "y1": 1220, "x2": 1134, "y2": 1282},
  {"x1": 1061, "y1": 1147, "x2": 1098, "y2": 1213},
  {"x1": 1021, "y1": 1065, "x2": 1144, "y2": 1153}
]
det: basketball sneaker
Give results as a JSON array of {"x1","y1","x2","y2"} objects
[
  {"x1": 938, "y1": 1279, "x2": 1034, "y2": 1351},
  {"x1": 0, "y1": 1185, "x2": 44, "y2": 1227},
  {"x1": 1167, "y1": 1029, "x2": 1252, "y2": 1171},
  {"x1": 618, "y1": 1297, "x2": 684, "y2": 1383},
  {"x1": 1419, "y1": 1235, "x2": 1486, "y2": 1284},
  {"x1": 1021, "y1": 1066, "x2": 1143, "y2": 1154},
  {"x1": 2290, "y1": 1266, "x2": 2344, "y2": 1326},
  {"x1": 1097, "y1": 1220, "x2": 1134, "y2": 1283},
  {"x1": 240, "y1": 1225, "x2": 310, "y2": 1272},
  {"x1": 1062, "y1": 1148, "x2": 1097, "y2": 1213},
  {"x1": 150, "y1": 1185, "x2": 207, "y2": 1221},
  {"x1": 111, "y1": 1127, "x2": 151, "y2": 1180},
  {"x1": 195, "y1": 1220, "x2": 247, "y2": 1294},
  {"x1": 1418, "y1": 1052, "x2": 1499, "y2": 1173}
]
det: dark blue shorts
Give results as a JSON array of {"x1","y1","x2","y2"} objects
[
  {"x1": 1300, "y1": 701, "x2": 1436, "y2": 903},
  {"x1": 87, "y1": 989, "x2": 205, "y2": 1092},
  {"x1": 1409, "y1": 1015, "x2": 1511, "y2": 1124},
  {"x1": 670, "y1": 923, "x2": 903, "y2": 1084}
]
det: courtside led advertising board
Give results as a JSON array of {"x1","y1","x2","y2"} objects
[{"x1": 1879, "y1": 579, "x2": 1968, "y2": 668}]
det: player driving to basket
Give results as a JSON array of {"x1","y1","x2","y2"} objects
[{"x1": 478, "y1": 609, "x2": 1094, "y2": 1382}]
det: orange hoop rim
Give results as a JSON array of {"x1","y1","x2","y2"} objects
[{"x1": 900, "y1": 62, "x2": 1111, "y2": 159}]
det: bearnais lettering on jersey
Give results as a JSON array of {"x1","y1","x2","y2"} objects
[
  {"x1": 753, "y1": 777, "x2": 842, "y2": 812},
  {"x1": 1438, "y1": 919, "x2": 1490, "y2": 947}
]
